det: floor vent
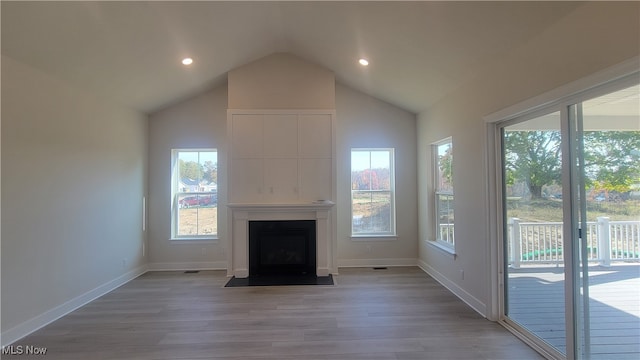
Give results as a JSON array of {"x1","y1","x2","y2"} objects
[
  {"x1": 184, "y1": 270, "x2": 200, "y2": 274},
  {"x1": 373, "y1": 267, "x2": 388, "y2": 270}
]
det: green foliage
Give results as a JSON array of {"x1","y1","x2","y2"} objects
[
  {"x1": 179, "y1": 159, "x2": 218, "y2": 186},
  {"x1": 583, "y1": 131, "x2": 640, "y2": 192},
  {"x1": 179, "y1": 160, "x2": 204, "y2": 181},
  {"x1": 203, "y1": 160, "x2": 218, "y2": 184},
  {"x1": 506, "y1": 198, "x2": 640, "y2": 222},
  {"x1": 504, "y1": 130, "x2": 561, "y2": 199},
  {"x1": 439, "y1": 145, "x2": 453, "y2": 190},
  {"x1": 504, "y1": 130, "x2": 640, "y2": 198}
]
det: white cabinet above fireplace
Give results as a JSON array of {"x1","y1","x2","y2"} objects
[{"x1": 228, "y1": 110, "x2": 335, "y2": 204}]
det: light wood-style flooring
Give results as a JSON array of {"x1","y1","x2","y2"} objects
[{"x1": 5, "y1": 267, "x2": 543, "y2": 359}]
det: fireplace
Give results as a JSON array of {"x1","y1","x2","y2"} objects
[
  {"x1": 249, "y1": 220, "x2": 316, "y2": 276},
  {"x1": 227, "y1": 202, "x2": 334, "y2": 278}
]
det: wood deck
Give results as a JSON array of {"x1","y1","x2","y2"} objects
[{"x1": 507, "y1": 264, "x2": 640, "y2": 359}]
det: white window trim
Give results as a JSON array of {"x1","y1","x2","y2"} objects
[
  {"x1": 351, "y1": 235, "x2": 398, "y2": 241},
  {"x1": 426, "y1": 239, "x2": 457, "y2": 258},
  {"x1": 350, "y1": 148, "x2": 397, "y2": 237},
  {"x1": 171, "y1": 149, "x2": 219, "y2": 241},
  {"x1": 431, "y1": 138, "x2": 455, "y2": 250}
]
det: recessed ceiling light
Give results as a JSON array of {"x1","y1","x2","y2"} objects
[
  {"x1": 358, "y1": 58, "x2": 369, "y2": 66},
  {"x1": 182, "y1": 58, "x2": 193, "y2": 65}
]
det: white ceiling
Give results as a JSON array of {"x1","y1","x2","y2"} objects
[{"x1": 1, "y1": 1, "x2": 586, "y2": 114}]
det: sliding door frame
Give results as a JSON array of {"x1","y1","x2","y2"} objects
[{"x1": 484, "y1": 58, "x2": 639, "y2": 360}]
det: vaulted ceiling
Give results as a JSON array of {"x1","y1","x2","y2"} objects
[{"x1": 2, "y1": 1, "x2": 586, "y2": 114}]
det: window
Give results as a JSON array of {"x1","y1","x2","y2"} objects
[
  {"x1": 172, "y1": 150, "x2": 218, "y2": 239},
  {"x1": 351, "y1": 149, "x2": 395, "y2": 236},
  {"x1": 433, "y1": 139, "x2": 454, "y2": 246}
]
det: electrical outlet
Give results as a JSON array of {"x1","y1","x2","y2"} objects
[{"x1": 460, "y1": 269, "x2": 464, "y2": 280}]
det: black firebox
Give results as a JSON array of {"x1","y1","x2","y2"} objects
[{"x1": 249, "y1": 220, "x2": 316, "y2": 277}]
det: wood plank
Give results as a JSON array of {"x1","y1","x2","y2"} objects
[
  {"x1": 507, "y1": 264, "x2": 640, "y2": 359},
  {"x1": 4, "y1": 267, "x2": 542, "y2": 360}
]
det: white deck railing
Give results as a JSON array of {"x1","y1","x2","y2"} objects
[
  {"x1": 439, "y1": 224, "x2": 455, "y2": 245},
  {"x1": 506, "y1": 217, "x2": 640, "y2": 268}
]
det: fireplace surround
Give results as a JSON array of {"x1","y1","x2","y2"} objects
[{"x1": 227, "y1": 202, "x2": 335, "y2": 278}]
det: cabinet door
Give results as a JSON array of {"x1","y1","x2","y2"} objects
[
  {"x1": 263, "y1": 114, "x2": 298, "y2": 158},
  {"x1": 299, "y1": 114, "x2": 332, "y2": 158},
  {"x1": 231, "y1": 114, "x2": 263, "y2": 158},
  {"x1": 231, "y1": 159, "x2": 264, "y2": 203},
  {"x1": 264, "y1": 158, "x2": 298, "y2": 203},
  {"x1": 299, "y1": 158, "x2": 332, "y2": 202}
]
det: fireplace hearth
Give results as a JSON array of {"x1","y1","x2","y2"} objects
[{"x1": 249, "y1": 220, "x2": 316, "y2": 276}]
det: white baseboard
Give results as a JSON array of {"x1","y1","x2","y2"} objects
[
  {"x1": 1, "y1": 265, "x2": 147, "y2": 347},
  {"x1": 337, "y1": 258, "x2": 417, "y2": 268},
  {"x1": 146, "y1": 261, "x2": 227, "y2": 271},
  {"x1": 417, "y1": 259, "x2": 487, "y2": 317}
]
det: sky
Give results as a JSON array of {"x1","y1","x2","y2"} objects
[
  {"x1": 351, "y1": 150, "x2": 391, "y2": 171},
  {"x1": 178, "y1": 150, "x2": 217, "y2": 165}
]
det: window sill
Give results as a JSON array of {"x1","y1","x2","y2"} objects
[
  {"x1": 351, "y1": 235, "x2": 397, "y2": 241},
  {"x1": 170, "y1": 237, "x2": 219, "y2": 243},
  {"x1": 426, "y1": 240, "x2": 457, "y2": 259}
]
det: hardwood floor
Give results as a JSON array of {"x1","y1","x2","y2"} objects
[{"x1": 4, "y1": 267, "x2": 543, "y2": 359}]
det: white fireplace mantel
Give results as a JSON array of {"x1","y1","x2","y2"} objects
[{"x1": 227, "y1": 202, "x2": 335, "y2": 278}]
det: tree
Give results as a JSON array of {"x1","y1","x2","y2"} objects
[
  {"x1": 352, "y1": 169, "x2": 379, "y2": 190},
  {"x1": 504, "y1": 130, "x2": 640, "y2": 199},
  {"x1": 583, "y1": 131, "x2": 640, "y2": 193},
  {"x1": 351, "y1": 168, "x2": 391, "y2": 190},
  {"x1": 179, "y1": 160, "x2": 203, "y2": 181},
  {"x1": 203, "y1": 161, "x2": 218, "y2": 184},
  {"x1": 504, "y1": 130, "x2": 561, "y2": 199},
  {"x1": 438, "y1": 145, "x2": 453, "y2": 190}
]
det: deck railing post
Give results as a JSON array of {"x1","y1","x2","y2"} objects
[
  {"x1": 598, "y1": 216, "x2": 611, "y2": 267},
  {"x1": 509, "y1": 218, "x2": 521, "y2": 269}
]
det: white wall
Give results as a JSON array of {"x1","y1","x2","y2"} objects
[
  {"x1": 335, "y1": 83, "x2": 418, "y2": 267},
  {"x1": 147, "y1": 86, "x2": 228, "y2": 270},
  {"x1": 417, "y1": 1, "x2": 640, "y2": 317},
  {"x1": 1, "y1": 55, "x2": 148, "y2": 343},
  {"x1": 228, "y1": 53, "x2": 335, "y2": 109},
  {"x1": 146, "y1": 80, "x2": 418, "y2": 269}
]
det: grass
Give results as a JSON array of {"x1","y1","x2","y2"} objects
[
  {"x1": 507, "y1": 198, "x2": 640, "y2": 222},
  {"x1": 506, "y1": 199, "x2": 639, "y2": 263},
  {"x1": 178, "y1": 207, "x2": 218, "y2": 236}
]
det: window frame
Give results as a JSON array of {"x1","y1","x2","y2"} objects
[
  {"x1": 432, "y1": 138, "x2": 455, "y2": 249},
  {"x1": 350, "y1": 148, "x2": 397, "y2": 238},
  {"x1": 171, "y1": 149, "x2": 219, "y2": 241}
]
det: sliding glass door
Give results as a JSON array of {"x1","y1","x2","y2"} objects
[
  {"x1": 501, "y1": 81, "x2": 639, "y2": 359},
  {"x1": 502, "y1": 111, "x2": 567, "y2": 355},
  {"x1": 571, "y1": 85, "x2": 640, "y2": 359}
]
